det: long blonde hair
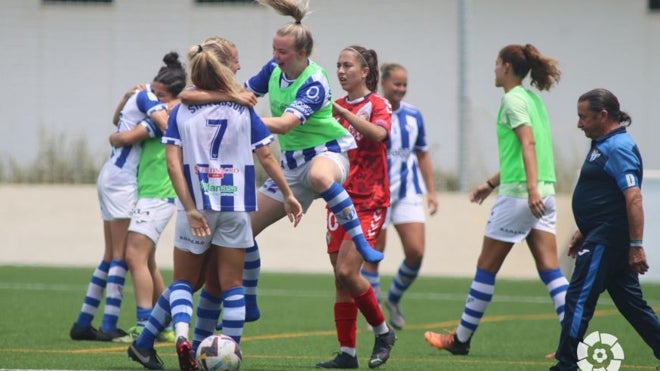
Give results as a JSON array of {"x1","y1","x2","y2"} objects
[
  {"x1": 258, "y1": 0, "x2": 314, "y2": 56},
  {"x1": 187, "y1": 37, "x2": 242, "y2": 96}
]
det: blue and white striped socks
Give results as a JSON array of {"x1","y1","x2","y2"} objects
[
  {"x1": 539, "y1": 268, "x2": 569, "y2": 323},
  {"x1": 387, "y1": 260, "x2": 421, "y2": 305},
  {"x1": 170, "y1": 280, "x2": 194, "y2": 340},
  {"x1": 243, "y1": 241, "x2": 261, "y2": 322},
  {"x1": 321, "y1": 182, "x2": 383, "y2": 263},
  {"x1": 193, "y1": 289, "x2": 222, "y2": 353},
  {"x1": 221, "y1": 286, "x2": 246, "y2": 344},
  {"x1": 75, "y1": 260, "x2": 110, "y2": 327},
  {"x1": 100, "y1": 259, "x2": 127, "y2": 332},
  {"x1": 456, "y1": 268, "x2": 495, "y2": 343}
]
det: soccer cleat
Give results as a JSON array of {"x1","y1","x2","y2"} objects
[
  {"x1": 316, "y1": 352, "x2": 359, "y2": 369},
  {"x1": 176, "y1": 336, "x2": 198, "y2": 371},
  {"x1": 368, "y1": 327, "x2": 396, "y2": 368},
  {"x1": 96, "y1": 327, "x2": 128, "y2": 342},
  {"x1": 424, "y1": 330, "x2": 470, "y2": 355},
  {"x1": 128, "y1": 341, "x2": 165, "y2": 370},
  {"x1": 384, "y1": 299, "x2": 405, "y2": 330},
  {"x1": 113, "y1": 326, "x2": 141, "y2": 343},
  {"x1": 157, "y1": 328, "x2": 176, "y2": 343},
  {"x1": 70, "y1": 323, "x2": 99, "y2": 341}
]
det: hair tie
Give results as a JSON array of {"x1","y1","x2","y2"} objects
[
  {"x1": 197, "y1": 44, "x2": 203, "y2": 53},
  {"x1": 295, "y1": 20, "x2": 301, "y2": 24}
]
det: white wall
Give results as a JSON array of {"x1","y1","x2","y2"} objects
[
  {"x1": 0, "y1": 185, "x2": 578, "y2": 279},
  {"x1": 1, "y1": 0, "x2": 659, "y2": 187},
  {"x1": 1, "y1": 1, "x2": 660, "y2": 280}
]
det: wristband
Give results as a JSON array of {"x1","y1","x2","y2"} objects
[
  {"x1": 630, "y1": 240, "x2": 643, "y2": 247},
  {"x1": 486, "y1": 180, "x2": 496, "y2": 189}
]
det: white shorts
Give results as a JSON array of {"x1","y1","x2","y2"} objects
[
  {"x1": 128, "y1": 198, "x2": 175, "y2": 245},
  {"x1": 173, "y1": 210, "x2": 253, "y2": 254},
  {"x1": 383, "y1": 194, "x2": 426, "y2": 228},
  {"x1": 259, "y1": 151, "x2": 349, "y2": 212},
  {"x1": 484, "y1": 195, "x2": 556, "y2": 243},
  {"x1": 97, "y1": 164, "x2": 137, "y2": 221}
]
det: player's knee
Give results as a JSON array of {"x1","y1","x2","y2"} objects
[
  {"x1": 334, "y1": 267, "x2": 354, "y2": 287},
  {"x1": 405, "y1": 247, "x2": 424, "y2": 264},
  {"x1": 308, "y1": 173, "x2": 333, "y2": 194}
]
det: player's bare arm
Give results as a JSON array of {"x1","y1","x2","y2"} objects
[
  {"x1": 262, "y1": 112, "x2": 301, "y2": 134},
  {"x1": 469, "y1": 172, "x2": 499, "y2": 205},
  {"x1": 108, "y1": 125, "x2": 150, "y2": 147},
  {"x1": 416, "y1": 151, "x2": 438, "y2": 215},
  {"x1": 515, "y1": 124, "x2": 544, "y2": 218},
  {"x1": 332, "y1": 102, "x2": 388, "y2": 142},
  {"x1": 165, "y1": 144, "x2": 210, "y2": 237},
  {"x1": 179, "y1": 86, "x2": 257, "y2": 107}
]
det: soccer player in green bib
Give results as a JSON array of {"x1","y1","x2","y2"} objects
[
  {"x1": 180, "y1": 0, "x2": 384, "y2": 325},
  {"x1": 425, "y1": 44, "x2": 569, "y2": 357}
]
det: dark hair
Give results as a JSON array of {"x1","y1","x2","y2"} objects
[
  {"x1": 499, "y1": 44, "x2": 560, "y2": 91},
  {"x1": 345, "y1": 45, "x2": 379, "y2": 92},
  {"x1": 578, "y1": 88, "x2": 632, "y2": 126},
  {"x1": 152, "y1": 52, "x2": 186, "y2": 96},
  {"x1": 259, "y1": 0, "x2": 314, "y2": 56},
  {"x1": 380, "y1": 63, "x2": 406, "y2": 81}
]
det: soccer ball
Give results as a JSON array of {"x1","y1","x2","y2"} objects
[{"x1": 196, "y1": 334, "x2": 242, "y2": 371}]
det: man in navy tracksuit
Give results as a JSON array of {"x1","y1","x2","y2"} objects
[{"x1": 551, "y1": 89, "x2": 660, "y2": 370}]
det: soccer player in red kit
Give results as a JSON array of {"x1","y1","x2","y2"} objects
[{"x1": 317, "y1": 45, "x2": 396, "y2": 369}]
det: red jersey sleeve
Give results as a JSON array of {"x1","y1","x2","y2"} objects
[{"x1": 335, "y1": 93, "x2": 392, "y2": 210}]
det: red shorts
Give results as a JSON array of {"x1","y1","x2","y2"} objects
[{"x1": 326, "y1": 207, "x2": 386, "y2": 254}]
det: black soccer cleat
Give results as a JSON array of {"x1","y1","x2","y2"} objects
[
  {"x1": 96, "y1": 327, "x2": 128, "y2": 341},
  {"x1": 69, "y1": 323, "x2": 99, "y2": 341},
  {"x1": 127, "y1": 341, "x2": 165, "y2": 370},
  {"x1": 369, "y1": 327, "x2": 397, "y2": 368},
  {"x1": 316, "y1": 351, "x2": 359, "y2": 369}
]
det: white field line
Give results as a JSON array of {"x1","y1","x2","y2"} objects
[{"x1": 0, "y1": 282, "x2": 645, "y2": 306}]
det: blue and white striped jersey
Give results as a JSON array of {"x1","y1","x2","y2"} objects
[
  {"x1": 388, "y1": 102, "x2": 429, "y2": 203},
  {"x1": 163, "y1": 102, "x2": 273, "y2": 212},
  {"x1": 109, "y1": 86, "x2": 166, "y2": 172},
  {"x1": 99, "y1": 85, "x2": 167, "y2": 187},
  {"x1": 244, "y1": 58, "x2": 332, "y2": 124}
]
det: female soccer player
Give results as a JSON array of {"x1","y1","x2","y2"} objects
[
  {"x1": 424, "y1": 44, "x2": 569, "y2": 355},
  {"x1": 126, "y1": 37, "x2": 255, "y2": 368},
  {"x1": 179, "y1": 0, "x2": 384, "y2": 325},
  {"x1": 316, "y1": 45, "x2": 396, "y2": 369},
  {"x1": 106, "y1": 64, "x2": 186, "y2": 345},
  {"x1": 361, "y1": 63, "x2": 438, "y2": 331},
  {"x1": 130, "y1": 38, "x2": 302, "y2": 371},
  {"x1": 70, "y1": 52, "x2": 183, "y2": 342},
  {"x1": 169, "y1": 40, "x2": 302, "y2": 369}
]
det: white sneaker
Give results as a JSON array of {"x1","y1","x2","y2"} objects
[{"x1": 384, "y1": 299, "x2": 405, "y2": 330}]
